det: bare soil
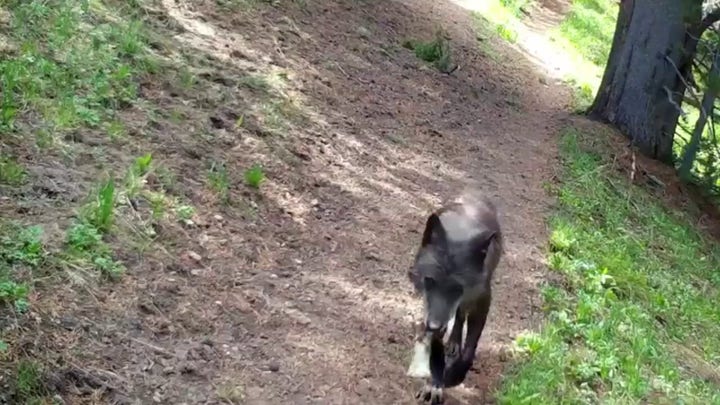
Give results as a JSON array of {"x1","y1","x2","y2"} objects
[{"x1": 1, "y1": 0, "x2": 575, "y2": 403}]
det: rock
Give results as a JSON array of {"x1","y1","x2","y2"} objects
[{"x1": 187, "y1": 251, "x2": 202, "y2": 262}]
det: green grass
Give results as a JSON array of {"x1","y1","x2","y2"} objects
[
  {"x1": 64, "y1": 221, "x2": 124, "y2": 280},
  {"x1": 14, "y1": 360, "x2": 46, "y2": 402},
  {"x1": 556, "y1": 0, "x2": 617, "y2": 67},
  {"x1": 498, "y1": 128, "x2": 720, "y2": 403},
  {"x1": 244, "y1": 164, "x2": 266, "y2": 189},
  {"x1": 0, "y1": 0, "x2": 150, "y2": 139},
  {"x1": 402, "y1": 28, "x2": 454, "y2": 73},
  {"x1": 549, "y1": 0, "x2": 617, "y2": 110},
  {"x1": 0, "y1": 156, "x2": 26, "y2": 186},
  {"x1": 0, "y1": 223, "x2": 44, "y2": 312},
  {"x1": 208, "y1": 160, "x2": 231, "y2": 202}
]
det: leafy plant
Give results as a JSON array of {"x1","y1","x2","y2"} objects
[{"x1": 87, "y1": 179, "x2": 116, "y2": 233}]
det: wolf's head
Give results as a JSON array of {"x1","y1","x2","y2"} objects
[{"x1": 408, "y1": 212, "x2": 496, "y2": 335}]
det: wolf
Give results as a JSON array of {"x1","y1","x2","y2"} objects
[{"x1": 406, "y1": 190, "x2": 503, "y2": 404}]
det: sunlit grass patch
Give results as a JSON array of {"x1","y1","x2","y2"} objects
[{"x1": 498, "y1": 127, "x2": 720, "y2": 403}]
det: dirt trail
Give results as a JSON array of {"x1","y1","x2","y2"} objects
[{"x1": 9, "y1": 0, "x2": 572, "y2": 403}]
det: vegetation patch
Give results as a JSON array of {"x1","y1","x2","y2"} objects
[
  {"x1": 0, "y1": 0, "x2": 153, "y2": 141},
  {"x1": 402, "y1": 28, "x2": 455, "y2": 73},
  {"x1": 498, "y1": 127, "x2": 720, "y2": 403}
]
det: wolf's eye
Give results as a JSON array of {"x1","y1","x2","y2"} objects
[{"x1": 423, "y1": 276, "x2": 435, "y2": 289}]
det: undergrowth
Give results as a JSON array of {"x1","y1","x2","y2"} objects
[
  {"x1": 498, "y1": 128, "x2": 720, "y2": 403},
  {"x1": 0, "y1": 0, "x2": 153, "y2": 141},
  {"x1": 402, "y1": 29, "x2": 455, "y2": 73}
]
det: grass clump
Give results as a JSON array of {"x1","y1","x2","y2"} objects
[
  {"x1": 498, "y1": 128, "x2": 720, "y2": 403},
  {"x1": 14, "y1": 360, "x2": 47, "y2": 402},
  {"x1": 0, "y1": 0, "x2": 150, "y2": 136},
  {"x1": 244, "y1": 164, "x2": 266, "y2": 189},
  {"x1": 208, "y1": 160, "x2": 231, "y2": 202},
  {"x1": 0, "y1": 223, "x2": 44, "y2": 312},
  {"x1": 556, "y1": 0, "x2": 617, "y2": 67},
  {"x1": 65, "y1": 221, "x2": 124, "y2": 280},
  {"x1": 0, "y1": 156, "x2": 26, "y2": 186},
  {"x1": 402, "y1": 29, "x2": 454, "y2": 73}
]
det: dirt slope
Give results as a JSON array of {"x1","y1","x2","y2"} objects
[{"x1": 2, "y1": 0, "x2": 572, "y2": 403}]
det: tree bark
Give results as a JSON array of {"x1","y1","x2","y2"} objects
[
  {"x1": 589, "y1": 0, "x2": 703, "y2": 164},
  {"x1": 678, "y1": 48, "x2": 720, "y2": 181}
]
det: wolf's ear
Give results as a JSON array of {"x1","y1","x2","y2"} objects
[
  {"x1": 421, "y1": 213, "x2": 448, "y2": 250},
  {"x1": 469, "y1": 230, "x2": 497, "y2": 263}
]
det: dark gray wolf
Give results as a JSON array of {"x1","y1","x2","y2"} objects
[{"x1": 406, "y1": 190, "x2": 503, "y2": 404}]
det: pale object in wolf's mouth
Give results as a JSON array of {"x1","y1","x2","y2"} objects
[
  {"x1": 407, "y1": 334, "x2": 431, "y2": 378},
  {"x1": 406, "y1": 315, "x2": 456, "y2": 378}
]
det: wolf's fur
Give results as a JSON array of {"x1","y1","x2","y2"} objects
[{"x1": 407, "y1": 189, "x2": 503, "y2": 403}]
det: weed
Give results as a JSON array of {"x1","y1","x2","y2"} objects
[
  {"x1": 495, "y1": 23, "x2": 518, "y2": 43},
  {"x1": 177, "y1": 67, "x2": 197, "y2": 91},
  {"x1": 261, "y1": 97, "x2": 305, "y2": 131},
  {"x1": 244, "y1": 164, "x2": 266, "y2": 189},
  {"x1": 0, "y1": 224, "x2": 44, "y2": 268},
  {"x1": 0, "y1": 156, "x2": 27, "y2": 186},
  {"x1": 216, "y1": 383, "x2": 245, "y2": 403},
  {"x1": 403, "y1": 28, "x2": 454, "y2": 73},
  {"x1": 239, "y1": 74, "x2": 271, "y2": 92},
  {"x1": 83, "y1": 179, "x2": 116, "y2": 233},
  {"x1": 105, "y1": 119, "x2": 127, "y2": 140},
  {"x1": 175, "y1": 205, "x2": 195, "y2": 221},
  {"x1": 15, "y1": 361, "x2": 45, "y2": 400},
  {"x1": 208, "y1": 160, "x2": 231, "y2": 202},
  {"x1": 146, "y1": 190, "x2": 169, "y2": 220},
  {"x1": 65, "y1": 222, "x2": 124, "y2": 280},
  {"x1": 0, "y1": 281, "x2": 29, "y2": 312},
  {"x1": 498, "y1": 127, "x2": 720, "y2": 403},
  {"x1": 567, "y1": 79, "x2": 595, "y2": 113}
]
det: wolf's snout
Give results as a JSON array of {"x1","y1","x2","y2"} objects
[{"x1": 425, "y1": 320, "x2": 445, "y2": 334}]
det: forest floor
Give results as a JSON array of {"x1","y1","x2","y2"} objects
[{"x1": 3, "y1": 0, "x2": 720, "y2": 403}]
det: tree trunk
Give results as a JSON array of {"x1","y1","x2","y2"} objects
[
  {"x1": 589, "y1": 0, "x2": 703, "y2": 164},
  {"x1": 678, "y1": 49, "x2": 720, "y2": 181}
]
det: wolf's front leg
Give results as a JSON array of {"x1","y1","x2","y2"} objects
[{"x1": 417, "y1": 335, "x2": 445, "y2": 404}]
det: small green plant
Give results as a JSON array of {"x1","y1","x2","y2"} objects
[
  {"x1": 208, "y1": 161, "x2": 231, "y2": 201},
  {"x1": 84, "y1": 179, "x2": 116, "y2": 233},
  {"x1": 495, "y1": 23, "x2": 518, "y2": 43},
  {"x1": 146, "y1": 191, "x2": 168, "y2": 220},
  {"x1": 0, "y1": 224, "x2": 44, "y2": 267},
  {"x1": 244, "y1": 164, "x2": 266, "y2": 189},
  {"x1": 125, "y1": 153, "x2": 154, "y2": 198},
  {"x1": 133, "y1": 153, "x2": 153, "y2": 177},
  {"x1": 175, "y1": 205, "x2": 195, "y2": 221},
  {"x1": 15, "y1": 360, "x2": 45, "y2": 400},
  {"x1": 65, "y1": 222, "x2": 124, "y2": 280},
  {"x1": 178, "y1": 67, "x2": 197, "y2": 90},
  {"x1": 0, "y1": 156, "x2": 26, "y2": 186},
  {"x1": 66, "y1": 222, "x2": 103, "y2": 252},
  {"x1": 403, "y1": 29, "x2": 454, "y2": 73},
  {"x1": 0, "y1": 281, "x2": 29, "y2": 312}
]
